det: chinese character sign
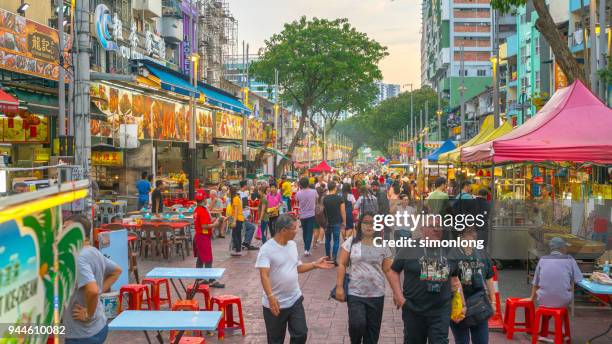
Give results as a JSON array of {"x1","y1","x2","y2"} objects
[{"x1": 91, "y1": 151, "x2": 123, "y2": 166}]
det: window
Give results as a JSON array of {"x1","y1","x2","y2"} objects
[
  {"x1": 535, "y1": 71, "x2": 541, "y2": 90},
  {"x1": 520, "y1": 46, "x2": 527, "y2": 65},
  {"x1": 534, "y1": 36, "x2": 540, "y2": 55},
  {"x1": 477, "y1": 69, "x2": 487, "y2": 76}
]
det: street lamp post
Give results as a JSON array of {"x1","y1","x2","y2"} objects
[
  {"x1": 491, "y1": 55, "x2": 499, "y2": 129},
  {"x1": 188, "y1": 53, "x2": 199, "y2": 199}
]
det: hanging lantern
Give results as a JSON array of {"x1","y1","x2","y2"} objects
[{"x1": 6, "y1": 113, "x2": 16, "y2": 128}]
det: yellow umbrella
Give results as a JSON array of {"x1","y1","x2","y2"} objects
[{"x1": 439, "y1": 115, "x2": 495, "y2": 165}]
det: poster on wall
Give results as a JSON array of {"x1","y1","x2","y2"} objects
[
  {"x1": 215, "y1": 112, "x2": 243, "y2": 140},
  {"x1": 0, "y1": 8, "x2": 71, "y2": 81},
  {"x1": 90, "y1": 83, "x2": 213, "y2": 143},
  {"x1": 0, "y1": 188, "x2": 87, "y2": 342},
  {"x1": 247, "y1": 119, "x2": 264, "y2": 141},
  {"x1": 0, "y1": 115, "x2": 49, "y2": 143}
]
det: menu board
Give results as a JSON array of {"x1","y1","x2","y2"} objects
[
  {"x1": 215, "y1": 112, "x2": 243, "y2": 140},
  {"x1": 0, "y1": 8, "x2": 70, "y2": 80},
  {"x1": 247, "y1": 118, "x2": 264, "y2": 141},
  {"x1": 90, "y1": 83, "x2": 212, "y2": 143},
  {"x1": 0, "y1": 115, "x2": 49, "y2": 143}
]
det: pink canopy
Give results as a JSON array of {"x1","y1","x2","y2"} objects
[
  {"x1": 461, "y1": 80, "x2": 612, "y2": 164},
  {"x1": 308, "y1": 160, "x2": 333, "y2": 173}
]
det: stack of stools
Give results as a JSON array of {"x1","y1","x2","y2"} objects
[
  {"x1": 503, "y1": 297, "x2": 535, "y2": 339},
  {"x1": 118, "y1": 284, "x2": 153, "y2": 312},
  {"x1": 186, "y1": 283, "x2": 211, "y2": 310},
  {"x1": 210, "y1": 295, "x2": 245, "y2": 340},
  {"x1": 170, "y1": 300, "x2": 205, "y2": 344},
  {"x1": 531, "y1": 307, "x2": 571, "y2": 344},
  {"x1": 142, "y1": 278, "x2": 172, "y2": 310}
]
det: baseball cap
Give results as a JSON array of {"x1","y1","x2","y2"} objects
[{"x1": 549, "y1": 237, "x2": 570, "y2": 250}]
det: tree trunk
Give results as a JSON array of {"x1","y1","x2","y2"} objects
[
  {"x1": 533, "y1": 0, "x2": 589, "y2": 86},
  {"x1": 349, "y1": 144, "x2": 360, "y2": 162},
  {"x1": 278, "y1": 104, "x2": 308, "y2": 175}
]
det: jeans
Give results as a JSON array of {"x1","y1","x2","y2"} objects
[
  {"x1": 283, "y1": 196, "x2": 292, "y2": 211},
  {"x1": 269, "y1": 216, "x2": 279, "y2": 237},
  {"x1": 232, "y1": 220, "x2": 243, "y2": 252},
  {"x1": 347, "y1": 295, "x2": 384, "y2": 344},
  {"x1": 65, "y1": 325, "x2": 108, "y2": 344},
  {"x1": 401, "y1": 305, "x2": 451, "y2": 344},
  {"x1": 263, "y1": 296, "x2": 307, "y2": 344},
  {"x1": 300, "y1": 216, "x2": 315, "y2": 251},
  {"x1": 243, "y1": 221, "x2": 256, "y2": 246},
  {"x1": 260, "y1": 220, "x2": 269, "y2": 243},
  {"x1": 137, "y1": 199, "x2": 148, "y2": 210},
  {"x1": 325, "y1": 223, "x2": 341, "y2": 260},
  {"x1": 450, "y1": 319, "x2": 489, "y2": 344}
]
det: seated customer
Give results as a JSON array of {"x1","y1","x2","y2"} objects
[{"x1": 526, "y1": 237, "x2": 583, "y2": 308}]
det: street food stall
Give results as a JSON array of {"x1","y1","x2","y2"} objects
[{"x1": 461, "y1": 81, "x2": 611, "y2": 265}]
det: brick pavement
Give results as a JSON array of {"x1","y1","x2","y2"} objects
[{"x1": 106, "y1": 226, "x2": 610, "y2": 344}]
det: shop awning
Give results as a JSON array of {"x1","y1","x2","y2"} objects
[
  {"x1": 198, "y1": 83, "x2": 251, "y2": 115},
  {"x1": 145, "y1": 65, "x2": 199, "y2": 98},
  {"x1": 461, "y1": 80, "x2": 612, "y2": 164},
  {"x1": 438, "y1": 115, "x2": 495, "y2": 165},
  {"x1": 0, "y1": 88, "x2": 18, "y2": 114},
  {"x1": 427, "y1": 139, "x2": 456, "y2": 161},
  {"x1": 265, "y1": 147, "x2": 290, "y2": 161},
  {"x1": 309, "y1": 160, "x2": 333, "y2": 173},
  {"x1": 9, "y1": 88, "x2": 106, "y2": 120},
  {"x1": 460, "y1": 120, "x2": 513, "y2": 163}
]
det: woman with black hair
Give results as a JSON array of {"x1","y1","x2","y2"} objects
[
  {"x1": 388, "y1": 180, "x2": 401, "y2": 200},
  {"x1": 335, "y1": 212, "x2": 394, "y2": 344}
]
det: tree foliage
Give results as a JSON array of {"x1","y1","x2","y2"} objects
[
  {"x1": 491, "y1": 0, "x2": 587, "y2": 85},
  {"x1": 336, "y1": 87, "x2": 443, "y2": 156},
  {"x1": 250, "y1": 17, "x2": 388, "y2": 173}
]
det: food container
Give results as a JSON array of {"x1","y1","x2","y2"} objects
[{"x1": 100, "y1": 291, "x2": 119, "y2": 319}]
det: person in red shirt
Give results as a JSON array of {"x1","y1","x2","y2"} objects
[{"x1": 194, "y1": 190, "x2": 224, "y2": 288}]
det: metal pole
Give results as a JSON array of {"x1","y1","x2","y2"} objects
[
  {"x1": 460, "y1": 44, "x2": 466, "y2": 140},
  {"x1": 273, "y1": 69, "x2": 279, "y2": 177},
  {"x1": 74, "y1": 0, "x2": 91, "y2": 177},
  {"x1": 589, "y1": 0, "x2": 598, "y2": 92},
  {"x1": 425, "y1": 100, "x2": 429, "y2": 142},
  {"x1": 419, "y1": 109, "x2": 423, "y2": 160},
  {"x1": 598, "y1": 0, "x2": 608, "y2": 99},
  {"x1": 493, "y1": 9, "x2": 500, "y2": 129},
  {"x1": 189, "y1": 55, "x2": 198, "y2": 199},
  {"x1": 57, "y1": 0, "x2": 66, "y2": 156},
  {"x1": 437, "y1": 92, "x2": 442, "y2": 141},
  {"x1": 242, "y1": 44, "x2": 249, "y2": 179}
]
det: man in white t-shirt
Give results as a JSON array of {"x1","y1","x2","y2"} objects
[{"x1": 255, "y1": 214, "x2": 334, "y2": 344}]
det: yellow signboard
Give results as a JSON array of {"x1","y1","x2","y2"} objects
[
  {"x1": 33, "y1": 147, "x2": 50, "y2": 162},
  {"x1": 91, "y1": 151, "x2": 123, "y2": 166}
]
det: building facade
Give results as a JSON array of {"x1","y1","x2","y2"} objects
[{"x1": 375, "y1": 82, "x2": 401, "y2": 103}]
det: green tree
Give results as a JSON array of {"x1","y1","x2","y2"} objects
[
  {"x1": 250, "y1": 17, "x2": 387, "y2": 173},
  {"x1": 491, "y1": 0, "x2": 587, "y2": 86},
  {"x1": 337, "y1": 87, "x2": 443, "y2": 156}
]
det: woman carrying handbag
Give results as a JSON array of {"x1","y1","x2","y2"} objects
[
  {"x1": 335, "y1": 212, "x2": 394, "y2": 344},
  {"x1": 450, "y1": 227, "x2": 496, "y2": 344}
]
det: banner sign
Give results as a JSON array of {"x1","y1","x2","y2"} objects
[
  {"x1": 554, "y1": 61, "x2": 568, "y2": 91},
  {"x1": 92, "y1": 151, "x2": 123, "y2": 166},
  {"x1": 90, "y1": 83, "x2": 213, "y2": 143},
  {"x1": 247, "y1": 118, "x2": 264, "y2": 141},
  {"x1": 0, "y1": 8, "x2": 70, "y2": 80},
  {"x1": 0, "y1": 186, "x2": 87, "y2": 342},
  {"x1": 215, "y1": 112, "x2": 243, "y2": 140},
  {"x1": 0, "y1": 115, "x2": 49, "y2": 143}
]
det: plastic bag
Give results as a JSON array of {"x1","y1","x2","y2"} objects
[
  {"x1": 255, "y1": 224, "x2": 262, "y2": 240},
  {"x1": 451, "y1": 291, "x2": 464, "y2": 321}
]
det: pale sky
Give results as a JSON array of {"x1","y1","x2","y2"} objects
[{"x1": 228, "y1": 0, "x2": 423, "y2": 89}]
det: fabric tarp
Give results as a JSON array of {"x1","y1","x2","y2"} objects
[
  {"x1": 265, "y1": 147, "x2": 290, "y2": 161},
  {"x1": 438, "y1": 115, "x2": 495, "y2": 165},
  {"x1": 308, "y1": 160, "x2": 333, "y2": 173},
  {"x1": 145, "y1": 64, "x2": 199, "y2": 98},
  {"x1": 460, "y1": 120, "x2": 514, "y2": 162},
  {"x1": 462, "y1": 80, "x2": 612, "y2": 164},
  {"x1": 427, "y1": 139, "x2": 456, "y2": 161}
]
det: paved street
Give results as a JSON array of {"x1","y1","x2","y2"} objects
[{"x1": 106, "y1": 226, "x2": 611, "y2": 344}]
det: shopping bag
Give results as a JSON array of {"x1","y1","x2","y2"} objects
[{"x1": 255, "y1": 224, "x2": 262, "y2": 240}]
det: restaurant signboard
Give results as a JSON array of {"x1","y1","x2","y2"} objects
[
  {"x1": 0, "y1": 8, "x2": 70, "y2": 80},
  {"x1": 215, "y1": 112, "x2": 243, "y2": 140}
]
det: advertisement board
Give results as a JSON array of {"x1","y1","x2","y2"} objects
[
  {"x1": 215, "y1": 112, "x2": 243, "y2": 140},
  {"x1": 0, "y1": 8, "x2": 70, "y2": 80},
  {"x1": 0, "y1": 115, "x2": 49, "y2": 143},
  {"x1": 0, "y1": 185, "x2": 87, "y2": 342}
]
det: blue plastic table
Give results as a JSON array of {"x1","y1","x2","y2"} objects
[
  {"x1": 145, "y1": 268, "x2": 225, "y2": 300},
  {"x1": 109, "y1": 310, "x2": 222, "y2": 344},
  {"x1": 577, "y1": 280, "x2": 612, "y2": 343}
]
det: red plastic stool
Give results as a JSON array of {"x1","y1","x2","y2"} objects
[
  {"x1": 142, "y1": 278, "x2": 172, "y2": 310},
  {"x1": 186, "y1": 283, "x2": 211, "y2": 310},
  {"x1": 118, "y1": 284, "x2": 152, "y2": 312},
  {"x1": 177, "y1": 338, "x2": 205, "y2": 344},
  {"x1": 531, "y1": 307, "x2": 571, "y2": 344},
  {"x1": 170, "y1": 300, "x2": 202, "y2": 343},
  {"x1": 210, "y1": 295, "x2": 246, "y2": 339},
  {"x1": 503, "y1": 297, "x2": 535, "y2": 339}
]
